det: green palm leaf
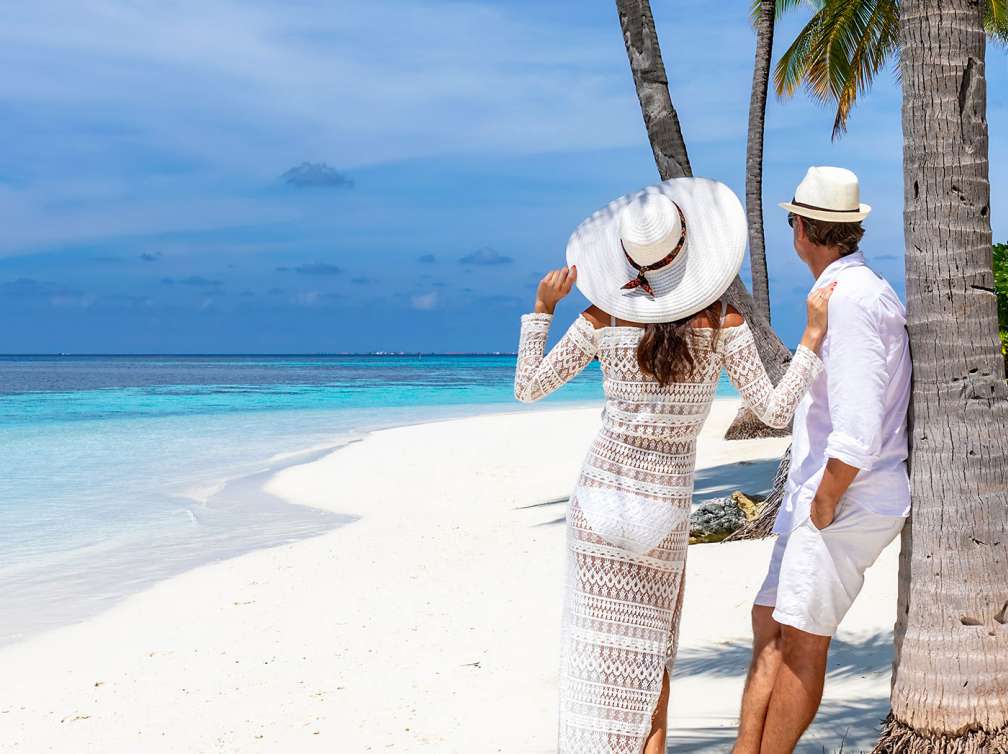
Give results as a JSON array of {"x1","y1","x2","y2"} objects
[
  {"x1": 774, "y1": 12, "x2": 828, "y2": 100},
  {"x1": 773, "y1": 0, "x2": 1004, "y2": 137},
  {"x1": 986, "y1": 0, "x2": 1008, "y2": 43},
  {"x1": 774, "y1": 0, "x2": 898, "y2": 139},
  {"x1": 749, "y1": 0, "x2": 821, "y2": 25}
]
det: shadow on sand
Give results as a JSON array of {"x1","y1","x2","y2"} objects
[
  {"x1": 691, "y1": 457, "x2": 781, "y2": 503},
  {"x1": 667, "y1": 633, "x2": 893, "y2": 753},
  {"x1": 516, "y1": 464, "x2": 894, "y2": 752},
  {"x1": 522, "y1": 456, "x2": 785, "y2": 528}
]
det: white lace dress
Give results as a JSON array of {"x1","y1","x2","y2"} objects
[{"x1": 514, "y1": 307, "x2": 823, "y2": 754}]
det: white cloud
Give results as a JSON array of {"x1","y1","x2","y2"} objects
[
  {"x1": 49, "y1": 293, "x2": 96, "y2": 308},
  {"x1": 410, "y1": 292, "x2": 438, "y2": 310},
  {"x1": 293, "y1": 291, "x2": 322, "y2": 307},
  {"x1": 0, "y1": 0, "x2": 646, "y2": 175}
]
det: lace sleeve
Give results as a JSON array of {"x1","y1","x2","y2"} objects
[
  {"x1": 514, "y1": 313, "x2": 599, "y2": 403},
  {"x1": 720, "y1": 322, "x2": 823, "y2": 428}
]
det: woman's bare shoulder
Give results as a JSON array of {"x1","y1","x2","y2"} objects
[
  {"x1": 690, "y1": 302, "x2": 744, "y2": 329},
  {"x1": 580, "y1": 305, "x2": 610, "y2": 330},
  {"x1": 721, "y1": 304, "x2": 744, "y2": 328}
]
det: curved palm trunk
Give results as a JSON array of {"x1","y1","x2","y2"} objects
[
  {"x1": 614, "y1": 0, "x2": 692, "y2": 179},
  {"x1": 726, "y1": 0, "x2": 787, "y2": 444},
  {"x1": 746, "y1": 0, "x2": 775, "y2": 325},
  {"x1": 874, "y1": 0, "x2": 1008, "y2": 749},
  {"x1": 615, "y1": 0, "x2": 794, "y2": 447}
]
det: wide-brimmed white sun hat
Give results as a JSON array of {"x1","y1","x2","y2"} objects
[
  {"x1": 779, "y1": 166, "x2": 871, "y2": 222},
  {"x1": 565, "y1": 177, "x2": 746, "y2": 324}
]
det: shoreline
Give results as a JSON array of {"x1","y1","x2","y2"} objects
[
  {"x1": 0, "y1": 399, "x2": 898, "y2": 752},
  {"x1": 0, "y1": 396, "x2": 613, "y2": 648},
  {"x1": 0, "y1": 440, "x2": 355, "y2": 648}
]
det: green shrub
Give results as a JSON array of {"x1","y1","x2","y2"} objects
[
  {"x1": 995, "y1": 243, "x2": 1008, "y2": 325},
  {"x1": 996, "y1": 243, "x2": 1008, "y2": 368}
]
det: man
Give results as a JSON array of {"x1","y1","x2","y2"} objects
[{"x1": 733, "y1": 166, "x2": 912, "y2": 753}]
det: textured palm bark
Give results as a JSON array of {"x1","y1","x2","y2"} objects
[
  {"x1": 614, "y1": 0, "x2": 692, "y2": 180},
  {"x1": 874, "y1": 0, "x2": 1008, "y2": 749},
  {"x1": 614, "y1": 0, "x2": 794, "y2": 444},
  {"x1": 745, "y1": 0, "x2": 775, "y2": 326}
]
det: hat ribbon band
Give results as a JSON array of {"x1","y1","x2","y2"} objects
[
  {"x1": 790, "y1": 198, "x2": 861, "y2": 214},
  {"x1": 621, "y1": 202, "x2": 688, "y2": 299}
]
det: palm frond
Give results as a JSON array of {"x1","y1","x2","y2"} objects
[
  {"x1": 749, "y1": 0, "x2": 822, "y2": 25},
  {"x1": 772, "y1": 0, "x2": 899, "y2": 138},
  {"x1": 819, "y1": 0, "x2": 900, "y2": 137},
  {"x1": 773, "y1": 13, "x2": 827, "y2": 99},
  {"x1": 985, "y1": 0, "x2": 1008, "y2": 44},
  {"x1": 771, "y1": 0, "x2": 1005, "y2": 136}
]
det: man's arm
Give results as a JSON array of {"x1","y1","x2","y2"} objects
[
  {"x1": 812, "y1": 291, "x2": 887, "y2": 528},
  {"x1": 811, "y1": 457, "x2": 860, "y2": 529}
]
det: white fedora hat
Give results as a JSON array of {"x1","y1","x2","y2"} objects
[
  {"x1": 566, "y1": 177, "x2": 746, "y2": 324},
  {"x1": 779, "y1": 166, "x2": 871, "y2": 222}
]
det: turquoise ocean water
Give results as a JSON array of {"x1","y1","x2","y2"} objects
[{"x1": 1, "y1": 354, "x2": 736, "y2": 643}]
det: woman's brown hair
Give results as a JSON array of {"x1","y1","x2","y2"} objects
[{"x1": 636, "y1": 304, "x2": 721, "y2": 385}]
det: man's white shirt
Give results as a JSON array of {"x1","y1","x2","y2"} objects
[{"x1": 774, "y1": 251, "x2": 912, "y2": 534}]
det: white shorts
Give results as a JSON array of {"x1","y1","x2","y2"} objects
[{"x1": 754, "y1": 501, "x2": 905, "y2": 636}]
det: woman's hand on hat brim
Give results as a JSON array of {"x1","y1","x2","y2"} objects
[{"x1": 535, "y1": 266, "x2": 578, "y2": 315}]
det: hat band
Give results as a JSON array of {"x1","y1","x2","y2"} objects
[
  {"x1": 620, "y1": 202, "x2": 688, "y2": 298},
  {"x1": 790, "y1": 198, "x2": 860, "y2": 214}
]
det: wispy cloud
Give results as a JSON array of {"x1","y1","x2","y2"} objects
[
  {"x1": 459, "y1": 247, "x2": 513, "y2": 266},
  {"x1": 282, "y1": 162, "x2": 354, "y2": 189},
  {"x1": 276, "y1": 263, "x2": 343, "y2": 276},
  {"x1": 0, "y1": 278, "x2": 70, "y2": 296},
  {"x1": 417, "y1": 254, "x2": 437, "y2": 264},
  {"x1": 139, "y1": 252, "x2": 162, "y2": 262},
  {"x1": 411, "y1": 291, "x2": 438, "y2": 310},
  {"x1": 50, "y1": 292, "x2": 96, "y2": 308},
  {"x1": 160, "y1": 276, "x2": 223, "y2": 288},
  {"x1": 293, "y1": 291, "x2": 322, "y2": 306},
  {"x1": 0, "y1": 277, "x2": 94, "y2": 308}
]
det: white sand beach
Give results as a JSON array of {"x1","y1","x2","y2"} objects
[{"x1": 0, "y1": 399, "x2": 899, "y2": 753}]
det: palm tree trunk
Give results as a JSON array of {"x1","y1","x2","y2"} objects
[
  {"x1": 874, "y1": 0, "x2": 1008, "y2": 749},
  {"x1": 614, "y1": 0, "x2": 794, "y2": 445},
  {"x1": 614, "y1": 0, "x2": 692, "y2": 179},
  {"x1": 746, "y1": 0, "x2": 775, "y2": 326}
]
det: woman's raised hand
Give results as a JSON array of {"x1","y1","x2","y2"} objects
[
  {"x1": 535, "y1": 266, "x2": 577, "y2": 315},
  {"x1": 800, "y1": 281, "x2": 837, "y2": 353}
]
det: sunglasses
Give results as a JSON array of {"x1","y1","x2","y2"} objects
[{"x1": 787, "y1": 213, "x2": 797, "y2": 229}]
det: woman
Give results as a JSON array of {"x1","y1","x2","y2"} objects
[{"x1": 513, "y1": 178, "x2": 834, "y2": 754}]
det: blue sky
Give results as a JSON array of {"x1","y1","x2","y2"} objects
[{"x1": 2, "y1": 0, "x2": 1008, "y2": 353}]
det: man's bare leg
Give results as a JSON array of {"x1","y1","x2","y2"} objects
[
  {"x1": 732, "y1": 605, "x2": 783, "y2": 754},
  {"x1": 642, "y1": 668, "x2": 671, "y2": 754},
  {"x1": 759, "y1": 625, "x2": 831, "y2": 754}
]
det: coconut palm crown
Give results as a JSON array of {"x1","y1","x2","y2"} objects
[{"x1": 755, "y1": 0, "x2": 1008, "y2": 138}]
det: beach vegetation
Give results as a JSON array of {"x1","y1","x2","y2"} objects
[{"x1": 994, "y1": 242, "x2": 1008, "y2": 368}]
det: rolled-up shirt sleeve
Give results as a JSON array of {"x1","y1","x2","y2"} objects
[{"x1": 824, "y1": 293, "x2": 888, "y2": 470}]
